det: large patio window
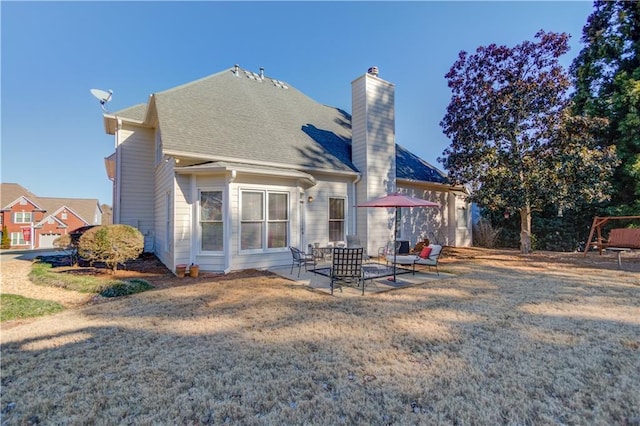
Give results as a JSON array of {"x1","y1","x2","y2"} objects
[
  {"x1": 241, "y1": 190, "x2": 289, "y2": 250},
  {"x1": 329, "y1": 197, "x2": 345, "y2": 242},
  {"x1": 200, "y1": 191, "x2": 223, "y2": 252}
]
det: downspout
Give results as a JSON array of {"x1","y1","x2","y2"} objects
[
  {"x1": 114, "y1": 117, "x2": 122, "y2": 224},
  {"x1": 299, "y1": 184, "x2": 306, "y2": 251},
  {"x1": 190, "y1": 174, "x2": 197, "y2": 267},
  {"x1": 351, "y1": 172, "x2": 362, "y2": 235},
  {"x1": 224, "y1": 170, "x2": 236, "y2": 274}
]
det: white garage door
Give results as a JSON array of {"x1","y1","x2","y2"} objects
[{"x1": 39, "y1": 234, "x2": 61, "y2": 249}]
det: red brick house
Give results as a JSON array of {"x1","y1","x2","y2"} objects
[{"x1": 0, "y1": 183, "x2": 102, "y2": 249}]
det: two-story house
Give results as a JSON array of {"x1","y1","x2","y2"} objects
[
  {"x1": 0, "y1": 183, "x2": 103, "y2": 249},
  {"x1": 100, "y1": 65, "x2": 472, "y2": 274}
]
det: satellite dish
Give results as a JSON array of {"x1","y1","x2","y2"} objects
[{"x1": 90, "y1": 88, "x2": 113, "y2": 112}]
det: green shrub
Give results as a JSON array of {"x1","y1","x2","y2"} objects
[
  {"x1": 99, "y1": 279, "x2": 154, "y2": 298},
  {"x1": 79, "y1": 225, "x2": 144, "y2": 272}
]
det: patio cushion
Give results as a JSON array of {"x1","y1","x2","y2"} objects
[
  {"x1": 386, "y1": 254, "x2": 419, "y2": 265},
  {"x1": 427, "y1": 244, "x2": 442, "y2": 259},
  {"x1": 419, "y1": 247, "x2": 432, "y2": 259}
]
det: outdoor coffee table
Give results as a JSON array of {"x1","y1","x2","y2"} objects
[
  {"x1": 606, "y1": 247, "x2": 632, "y2": 269},
  {"x1": 311, "y1": 263, "x2": 412, "y2": 294}
]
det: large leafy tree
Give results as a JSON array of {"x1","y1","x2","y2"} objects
[
  {"x1": 571, "y1": 0, "x2": 640, "y2": 215},
  {"x1": 440, "y1": 31, "x2": 617, "y2": 253}
]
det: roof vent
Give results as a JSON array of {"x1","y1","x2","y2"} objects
[
  {"x1": 367, "y1": 66, "x2": 379, "y2": 77},
  {"x1": 259, "y1": 67, "x2": 264, "y2": 80},
  {"x1": 233, "y1": 64, "x2": 240, "y2": 76}
]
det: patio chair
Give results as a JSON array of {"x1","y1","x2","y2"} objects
[
  {"x1": 379, "y1": 241, "x2": 401, "y2": 263},
  {"x1": 346, "y1": 235, "x2": 370, "y2": 262},
  {"x1": 387, "y1": 244, "x2": 443, "y2": 275},
  {"x1": 289, "y1": 246, "x2": 316, "y2": 277},
  {"x1": 330, "y1": 247, "x2": 364, "y2": 295},
  {"x1": 346, "y1": 235, "x2": 362, "y2": 248}
]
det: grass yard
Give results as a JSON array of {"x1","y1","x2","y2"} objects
[
  {"x1": 1, "y1": 248, "x2": 639, "y2": 424},
  {"x1": 0, "y1": 294, "x2": 64, "y2": 321}
]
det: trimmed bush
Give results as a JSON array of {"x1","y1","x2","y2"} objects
[{"x1": 78, "y1": 225, "x2": 144, "y2": 272}]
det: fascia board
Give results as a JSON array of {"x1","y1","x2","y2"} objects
[{"x1": 164, "y1": 150, "x2": 358, "y2": 178}]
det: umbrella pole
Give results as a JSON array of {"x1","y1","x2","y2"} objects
[{"x1": 393, "y1": 207, "x2": 397, "y2": 282}]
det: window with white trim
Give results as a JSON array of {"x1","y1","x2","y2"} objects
[
  {"x1": 13, "y1": 212, "x2": 32, "y2": 223},
  {"x1": 61, "y1": 212, "x2": 68, "y2": 220},
  {"x1": 240, "y1": 190, "x2": 289, "y2": 251},
  {"x1": 200, "y1": 190, "x2": 223, "y2": 252},
  {"x1": 10, "y1": 232, "x2": 26, "y2": 245},
  {"x1": 267, "y1": 192, "x2": 288, "y2": 249},
  {"x1": 329, "y1": 197, "x2": 345, "y2": 242}
]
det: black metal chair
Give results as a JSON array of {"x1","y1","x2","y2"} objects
[
  {"x1": 330, "y1": 247, "x2": 364, "y2": 295},
  {"x1": 346, "y1": 235, "x2": 370, "y2": 262},
  {"x1": 289, "y1": 246, "x2": 316, "y2": 277}
]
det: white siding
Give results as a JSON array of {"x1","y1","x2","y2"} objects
[
  {"x1": 303, "y1": 175, "x2": 351, "y2": 248},
  {"x1": 116, "y1": 124, "x2": 155, "y2": 245},
  {"x1": 173, "y1": 174, "x2": 193, "y2": 269},
  {"x1": 398, "y1": 184, "x2": 449, "y2": 247},
  {"x1": 153, "y1": 153, "x2": 176, "y2": 270},
  {"x1": 394, "y1": 183, "x2": 472, "y2": 248}
]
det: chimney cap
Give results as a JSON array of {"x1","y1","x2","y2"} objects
[{"x1": 367, "y1": 66, "x2": 379, "y2": 76}]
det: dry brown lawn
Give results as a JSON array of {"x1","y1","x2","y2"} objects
[{"x1": 1, "y1": 248, "x2": 639, "y2": 425}]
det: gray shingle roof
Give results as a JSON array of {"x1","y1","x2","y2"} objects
[
  {"x1": 114, "y1": 104, "x2": 147, "y2": 121},
  {"x1": 114, "y1": 66, "x2": 447, "y2": 183},
  {"x1": 1, "y1": 183, "x2": 41, "y2": 209},
  {"x1": 396, "y1": 144, "x2": 448, "y2": 184},
  {"x1": 153, "y1": 68, "x2": 355, "y2": 173},
  {"x1": 38, "y1": 198, "x2": 100, "y2": 226}
]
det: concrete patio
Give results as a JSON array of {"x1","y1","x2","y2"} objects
[{"x1": 268, "y1": 260, "x2": 451, "y2": 297}]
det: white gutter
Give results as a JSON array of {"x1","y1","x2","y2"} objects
[{"x1": 164, "y1": 150, "x2": 359, "y2": 179}]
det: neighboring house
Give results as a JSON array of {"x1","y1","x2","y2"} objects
[
  {"x1": 0, "y1": 183, "x2": 102, "y2": 249},
  {"x1": 101, "y1": 65, "x2": 472, "y2": 274}
]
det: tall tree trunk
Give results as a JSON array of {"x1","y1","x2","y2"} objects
[{"x1": 519, "y1": 204, "x2": 532, "y2": 254}]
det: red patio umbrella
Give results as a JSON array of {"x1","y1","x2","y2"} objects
[{"x1": 356, "y1": 192, "x2": 440, "y2": 281}]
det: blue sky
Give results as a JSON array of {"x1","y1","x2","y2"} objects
[{"x1": 1, "y1": 1, "x2": 595, "y2": 206}]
